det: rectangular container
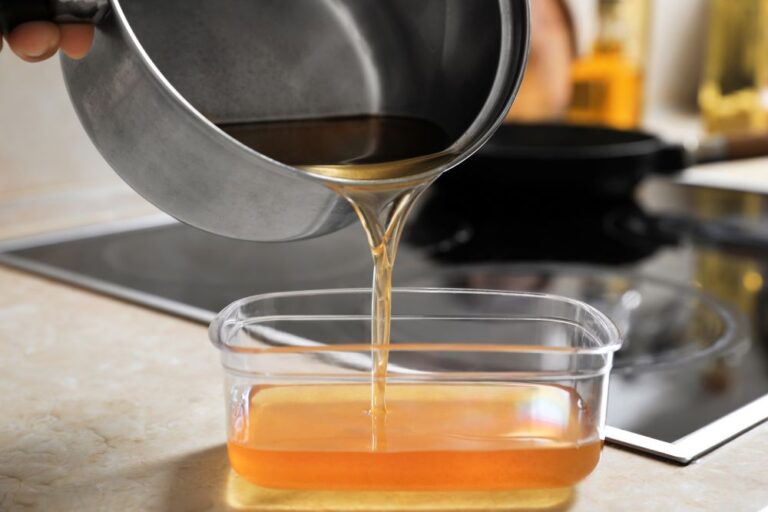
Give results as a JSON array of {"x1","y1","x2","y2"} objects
[{"x1": 209, "y1": 288, "x2": 622, "y2": 510}]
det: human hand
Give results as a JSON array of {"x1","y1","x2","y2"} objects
[{"x1": 2, "y1": 22, "x2": 94, "y2": 62}]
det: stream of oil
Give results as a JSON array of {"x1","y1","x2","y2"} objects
[{"x1": 219, "y1": 116, "x2": 454, "y2": 449}]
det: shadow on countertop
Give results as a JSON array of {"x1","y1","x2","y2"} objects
[{"x1": 164, "y1": 445, "x2": 230, "y2": 511}]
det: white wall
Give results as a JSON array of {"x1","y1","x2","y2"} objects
[
  {"x1": 645, "y1": 0, "x2": 710, "y2": 113},
  {"x1": 0, "y1": 50, "x2": 115, "y2": 191},
  {"x1": 0, "y1": 51, "x2": 152, "y2": 238}
]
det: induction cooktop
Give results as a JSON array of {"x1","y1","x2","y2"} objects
[{"x1": 2, "y1": 182, "x2": 767, "y2": 464}]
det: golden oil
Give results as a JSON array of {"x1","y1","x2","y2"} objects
[{"x1": 567, "y1": 0, "x2": 650, "y2": 129}]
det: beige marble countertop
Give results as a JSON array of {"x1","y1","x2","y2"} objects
[
  {"x1": 2, "y1": 263, "x2": 768, "y2": 512},
  {"x1": 2, "y1": 54, "x2": 768, "y2": 512}
]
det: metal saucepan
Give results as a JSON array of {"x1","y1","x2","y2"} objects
[{"x1": 0, "y1": 0, "x2": 530, "y2": 241}]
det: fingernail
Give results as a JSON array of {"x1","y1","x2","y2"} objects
[
  {"x1": 25, "y1": 46, "x2": 51, "y2": 58},
  {"x1": 25, "y1": 38, "x2": 56, "y2": 58}
]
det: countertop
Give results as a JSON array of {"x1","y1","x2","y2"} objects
[
  {"x1": 2, "y1": 54, "x2": 768, "y2": 512},
  {"x1": 2, "y1": 261, "x2": 768, "y2": 512}
]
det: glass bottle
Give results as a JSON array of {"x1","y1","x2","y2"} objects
[
  {"x1": 567, "y1": 0, "x2": 651, "y2": 129},
  {"x1": 699, "y1": 0, "x2": 768, "y2": 134}
]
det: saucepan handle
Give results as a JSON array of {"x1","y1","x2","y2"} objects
[{"x1": 0, "y1": 0, "x2": 109, "y2": 34}]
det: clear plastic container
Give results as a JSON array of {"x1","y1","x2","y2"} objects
[{"x1": 209, "y1": 288, "x2": 622, "y2": 509}]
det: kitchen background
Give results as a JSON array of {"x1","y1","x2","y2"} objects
[
  {"x1": 2, "y1": 0, "x2": 768, "y2": 509},
  {"x1": 2, "y1": 0, "x2": 766, "y2": 244},
  {"x1": 0, "y1": 0, "x2": 768, "y2": 510}
]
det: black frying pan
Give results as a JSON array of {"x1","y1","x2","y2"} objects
[
  {"x1": 407, "y1": 123, "x2": 768, "y2": 264},
  {"x1": 451, "y1": 123, "x2": 768, "y2": 197}
]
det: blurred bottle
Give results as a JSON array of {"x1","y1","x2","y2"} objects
[
  {"x1": 699, "y1": 0, "x2": 768, "y2": 134},
  {"x1": 567, "y1": 0, "x2": 650, "y2": 129}
]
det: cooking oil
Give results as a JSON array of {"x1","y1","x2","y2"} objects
[
  {"x1": 219, "y1": 115, "x2": 453, "y2": 451},
  {"x1": 227, "y1": 383, "x2": 601, "y2": 491}
]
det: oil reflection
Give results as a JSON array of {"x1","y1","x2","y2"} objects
[
  {"x1": 164, "y1": 438, "x2": 578, "y2": 510},
  {"x1": 225, "y1": 470, "x2": 574, "y2": 512}
]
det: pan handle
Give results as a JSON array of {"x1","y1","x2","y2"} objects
[
  {"x1": 722, "y1": 133, "x2": 768, "y2": 161},
  {"x1": 654, "y1": 143, "x2": 692, "y2": 175},
  {"x1": 694, "y1": 132, "x2": 768, "y2": 164},
  {"x1": 0, "y1": 0, "x2": 109, "y2": 34}
]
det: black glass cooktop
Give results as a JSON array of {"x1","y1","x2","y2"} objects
[{"x1": 2, "y1": 180, "x2": 767, "y2": 463}]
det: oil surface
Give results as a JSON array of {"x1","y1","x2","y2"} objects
[
  {"x1": 218, "y1": 115, "x2": 453, "y2": 179},
  {"x1": 227, "y1": 383, "x2": 601, "y2": 491}
]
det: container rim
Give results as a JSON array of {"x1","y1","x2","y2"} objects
[{"x1": 209, "y1": 287, "x2": 623, "y2": 356}]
